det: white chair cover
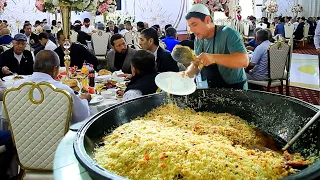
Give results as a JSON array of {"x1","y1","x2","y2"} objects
[
  {"x1": 284, "y1": 23, "x2": 294, "y2": 39},
  {"x1": 243, "y1": 21, "x2": 250, "y2": 36},
  {"x1": 256, "y1": 23, "x2": 267, "y2": 29},
  {"x1": 303, "y1": 23, "x2": 310, "y2": 39},
  {"x1": 70, "y1": 30, "x2": 78, "y2": 43},
  {"x1": 3, "y1": 82, "x2": 72, "y2": 170},
  {"x1": 91, "y1": 30, "x2": 110, "y2": 56},
  {"x1": 124, "y1": 31, "x2": 141, "y2": 49}
]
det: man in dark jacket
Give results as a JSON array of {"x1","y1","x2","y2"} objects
[
  {"x1": 0, "y1": 34, "x2": 34, "y2": 77},
  {"x1": 23, "y1": 23, "x2": 40, "y2": 48},
  {"x1": 54, "y1": 30, "x2": 98, "y2": 70},
  {"x1": 73, "y1": 23, "x2": 91, "y2": 46},
  {"x1": 294, "y1": 17, "x2": 306, "y2": 40},
  {"x1": 139, "y1": 28, "x2": 179, "y2": 72},
  {"x1": 106, "y1": 21, "x2": 119, "y2": 34}
]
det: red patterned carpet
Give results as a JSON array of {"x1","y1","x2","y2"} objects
[
  {"x1": 264, "y1": 86, "x2": 320, "y2": 105},
  {"x1": 293, "y1": 44, "x2": 318, "y2": 55}
]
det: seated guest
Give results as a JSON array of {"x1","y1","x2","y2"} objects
[
  {"x1": 274, "y1": 17, "x2": 285, "y2": 37},
  {"x1": 0, "y1": 28, "x2": 13, "y2": 45},
  {"x1": 38, "y1": 32, "x2": 57, "y2": 51},
  {"x1": 43, "y1": 24, "x2": 57, "y2": 44},
  {"x1": 13, "y1": 50, "x2": 91, "y2": 124},
  {"x1": 248, "y1": 16, "x2": 257, "y2": 36},
  {"x1": 263, "y1": 18, "x2": 271, "y2": 28},
  {"x1": 122, "y1": 50, "x2": 158, "y2": 101},
  {"x1": 118, "y1": 24, "x2": 128, "y2": 35},
  {"x1": 99, "y1": 34, "x2": 136, "y2": 73},
  {"x1": 0, "y1": 34, "x2": 34, "y2": 77},
  {"x1": 293, "y1": 17, "x2": 305, "y2": 40},
  {"x1": 124, "y1": 21, "x2": 137, "y2": 32},
  {"x1": 106, "y1": 21, "x2": 119, "y2": 34},
  {"x1": 81, "y1": 18, "x2": 96, "y2": 34},
  {"x1": 139, "y1": 28, "x2": 179, "y2": 72},
  {"x1": 23, "y1": 23, "x2": 40, "y2": 48},
  {"x1": 293, "y1": 17, "x2": 300, "y2": 31},
  {"x1": 246, "y1": 27, "x2": 262, "y2": 51},
  {"x1": 137, "y1": 21, "x2": 145, "y2": 32},
  {"x1": 307, "y1": 17, "x2": 317, "y2": 36},
  {"x1": 162, "y1": 27, "x2": 180, "y2": 52},
  {"x1": 96, "y1": 22, "x2": 105, "y2": 31},
  {"x1": 245, "y1": 29, "x2": 271, "y2": 81},
  {"x1": 54, "y1": 30, "x2": 98, "y2": 70},
  {"x1": 265, "y1": 28, "x2": 275, "y2": 43},
  {"x1": 73, "y1": 23, "x2": 91, "y2": 46}
]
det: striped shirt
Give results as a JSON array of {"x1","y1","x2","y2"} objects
[{"x1": 249, "y1": 40, "x2": 271, "y2": 80}]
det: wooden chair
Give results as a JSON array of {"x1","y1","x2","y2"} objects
[
  {"x1": 248, "y1": 41, "x2": 290, "y2": 94},
  {"x1": 3, "y1": 82, "x2": 72, "y2": 180}
]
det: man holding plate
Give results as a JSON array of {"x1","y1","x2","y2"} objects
[{"x1": 184, "y1": 4, "x2": 249, "y2": 90}]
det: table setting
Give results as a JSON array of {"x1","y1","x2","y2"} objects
[{"x1": 57, "y1": 66, "x2": 127, "y2": 115}]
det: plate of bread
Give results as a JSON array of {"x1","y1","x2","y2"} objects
[{"x1": 63, "y1": 79, "x2": 80, "y2": 92}]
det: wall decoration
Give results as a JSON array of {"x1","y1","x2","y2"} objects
[{"x1": 193, "y1": 0, "x2": 230, "y2": 17}]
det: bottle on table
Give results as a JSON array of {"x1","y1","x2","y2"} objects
[{"x1": 89, "y1": 64, "x2": 95, "y2": 87}]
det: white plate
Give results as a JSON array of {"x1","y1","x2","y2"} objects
[
  {"x1": 3, "y1": 75, "x2": 30, "y2": 81},
  {"x1": 89, "y1": 95, "x2": 104, "y2": 105},
  {"x1": 95, "y1": 75, "x2": 112, "y2": 82},
  {"x1": 155, "y1": 72, "x2": 196, "y2": 96}
]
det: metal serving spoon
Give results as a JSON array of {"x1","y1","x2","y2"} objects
[
  {"x1": 282, "y1": 110, "x2": 320, "y2": 151},
  {"x1": 171, "y1": 45, "x2": 203, "y2": 69}
]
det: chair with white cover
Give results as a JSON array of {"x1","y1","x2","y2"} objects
[
  {"x1": 256, "y1": 22, "x2": 267, "y2": 29},
  {"x1": 91, "y1": 30, "x2": 110, "y2": 60},
  {"x1": 282, "y1": 37, "x2": 293, "y2": 96},
  {"x1": 124, "y1": 31, "x2": 141, "y2": 50},
  {"x1": 248, "y1": 41, "x2": 290, "y2": 94},
  {"x1": 242, "y1": 21, "x2": 254, "y2": 41},
  {"x1": 70, "y1": 30, "x2": 78, "y2": 43},
  {"x1": 3, "y1": 82, "x2": 72, "y2": 179},
  {"x1": 294, "y1": 23, "x2": 310, "y2": 48},
  {"x1": 284, "y1": 22, "x2": 294, "y2": 41}
]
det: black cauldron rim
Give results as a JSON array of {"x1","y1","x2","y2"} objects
[{"x1": 73, "y1": 89, "x2": 320, "y2": 180}]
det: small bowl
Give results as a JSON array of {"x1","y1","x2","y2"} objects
[{"x1": 101, "y1": 90, "x2": 113, "y2": 98}]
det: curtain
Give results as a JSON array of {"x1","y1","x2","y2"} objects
[{"x1": 293, "y1": 0, "x2": 320, "y2": 17}]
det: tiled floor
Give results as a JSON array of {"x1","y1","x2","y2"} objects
[{"x1": 290, "y1": 53, "x2": 319, "y2": 90}]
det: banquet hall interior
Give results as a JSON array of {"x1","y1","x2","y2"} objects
[{"x1": 0, "y1": 0, "x2": 319, "y2": 179}]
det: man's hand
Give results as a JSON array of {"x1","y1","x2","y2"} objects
[
  {"x1": 316, "y1": 48, "x2": 320, "y2": 54},
  {"x1": 2, "y1": 66, "x2": 10, "y2": 74},
  {"x1": 198, "y1": 53, "x2": 215, "y2": 66},
  {"x1": 79, "y1": 93, "x2": 92, "y2": 101},
  {"x1": 118, "y1": 74, "x2": 132, "y2": 80}
]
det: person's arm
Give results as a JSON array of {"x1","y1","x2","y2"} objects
[
  {"x1": 314, "y1": 23, "x2": 320, "y2": 52},
  {"x1": 199, "y1": 29, "x2": 249, "y2": 69},
  {"x1": 245, "y1": 46, "x2": 263, "y2": 72},
  {"x1": 122, "y1": 90, "x2": 143, "y2": 101},
  {"x1": 0, "y1": 79, "x2": 6, "y2": 100}
]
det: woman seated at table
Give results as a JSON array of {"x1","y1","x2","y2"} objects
[{"x1": 121, "y1": 50, "x2": 158, "y2": 101}]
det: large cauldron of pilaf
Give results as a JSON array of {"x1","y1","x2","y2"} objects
[{"x1": 74, "y1": 89, "x2": 320, "y2": 180}]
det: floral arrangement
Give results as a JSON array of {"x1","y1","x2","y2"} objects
[
  {"x1": 262, "y1": 0, "x2": 278, "y2": 13},
  {"x1": 232, "y1": 5, "x2": 241, "y2": 12},
  {"x1": 0, "y1": 0, "x2": 7, "y2": 14},
  {"x1": 193, "y1": 0, "x2": 230, "y2": 16},
  {"x1": 105, "y1": 11, "x2": 135, "y2": 25},
  {"x1": 96, "y1": 0, "x2": 117, "y2": 15},
  {"x1": 35, "y1": 0, "x2": 97, "y2": 13},
  {"x1": 291, "y1": 4, "x2": 303, "y2": 13}
]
